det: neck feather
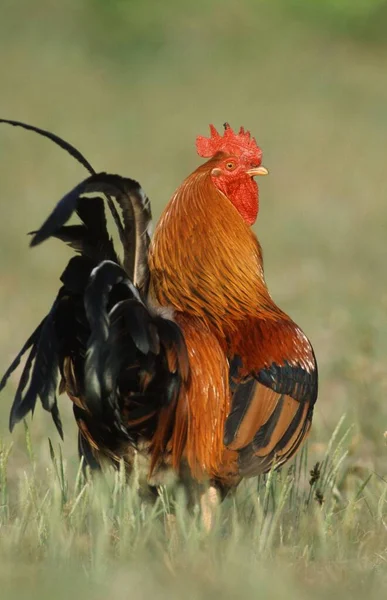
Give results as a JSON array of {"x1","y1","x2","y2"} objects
[{"x1": 149, "y1": 164, "x2": 275, "y2": 335}]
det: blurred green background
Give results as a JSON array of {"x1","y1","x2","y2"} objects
[{"x1": 0, "y1": 0, "x2": 387, "y2": 596}]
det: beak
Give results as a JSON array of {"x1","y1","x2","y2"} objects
[{"x1": 246, "y1": 166, "x2": 269, "y2": 177}]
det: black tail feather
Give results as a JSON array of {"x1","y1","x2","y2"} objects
[
  {"x1": 9, "y1": 343, "x2": 39, "y2": 431},
  {"x1": 0, "y1": 320, "x2": 45, "y2": 393},
  {"x1": 29, "y1": 175, "x2": 113, "y2": 248},
  {"x1": 8, "y1": 300, "x2": 63, "y2": 438},
  {"x1": 60, "y1": 255, "x2": 96, "y2": 294},
  {"x1": 0, "y1": 118, "x2": 95, "y2": 175},
  {"x1": 77, "y1": 429, "x2": 101, "y2": 471},
  {"x1": 110, "y1": 300, "x2": 160, "y2": 356},
  {"x1": 1, "y1": 119, "x2": 151, "y2": 285},
  {"x1": 0, "y1": 119, "x2": 129, "y2": 255},
  {"x1": 29, "y1": 172, "x2": 152, "y2": 283},
  {"x1": 83, "y1": 260, "x2": 140, "y2": 418},
  {"x1": 112, "y1": 179, "x2": 152, "y2": 290},
  {"x1": 1, "y1": 123, "x2": 189, "y2": 466}
]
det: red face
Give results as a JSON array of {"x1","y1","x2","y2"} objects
[{"x1": 210, "y1": 156, "x2": 268, "y2": 225}]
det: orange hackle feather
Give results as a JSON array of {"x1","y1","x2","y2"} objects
[{"x1": 149, "y1": 157, "x2": 270, "y2": 334}]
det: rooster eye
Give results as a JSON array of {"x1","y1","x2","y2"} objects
[{"x1": 226, "y1": 161, "x2": 236, "y2": 171}]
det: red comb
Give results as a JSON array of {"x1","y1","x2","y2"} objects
[{"x1": 196, "y1": 123, "x2": 262, "y2": 164}]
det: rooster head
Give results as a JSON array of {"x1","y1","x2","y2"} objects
[{"x1": 196, "y1": 123, "x2": 268, "y2": 225}]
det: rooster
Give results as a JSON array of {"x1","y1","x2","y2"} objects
[{"x1": 0, "y1": 119, "x2": 317, "y2": 505}]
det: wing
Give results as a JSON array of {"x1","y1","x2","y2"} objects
[{"x1": 225, "y1": 318, "x2": 318, "y2": 476}]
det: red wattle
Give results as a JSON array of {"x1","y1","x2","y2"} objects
[{"x1": 212, "y1": 176, "x2": 259, "y2": 225}]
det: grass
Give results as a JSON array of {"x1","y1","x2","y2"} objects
[
  {"x1": 0, "y1": 419, "x2": 386, "y2": 599},
  {"x1": 0, "y1": 0, "x2": 387, "y2": 597}
]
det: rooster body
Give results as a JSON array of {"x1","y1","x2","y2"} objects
[
  {"x1": 149, "y1": 133, "x2": 317, "y2": 487},
  {"x1": 0, "y1": 120, "x2": 317, "y2": 500}
]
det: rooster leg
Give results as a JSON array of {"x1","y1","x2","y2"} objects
[
  {"x1": 179, "y1": 463, "x2": 231, "y2": 530},
  {"x1": 199, "y1": 485, "x2": 221, "y2": 532}
]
